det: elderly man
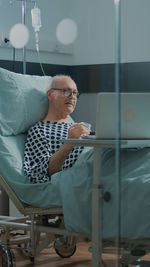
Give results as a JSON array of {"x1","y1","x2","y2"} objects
[{"x1": 23, "y1": 75, "x2": 90, "y2": 183}]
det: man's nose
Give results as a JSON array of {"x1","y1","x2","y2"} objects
[{"x1": 69, "y1": 91, "x2": 76, "y2": 98}]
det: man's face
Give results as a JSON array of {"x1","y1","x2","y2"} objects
[{"x1": 48, "y1": 77, "x2": 78, "y2": 115}]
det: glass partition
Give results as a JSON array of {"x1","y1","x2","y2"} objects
[
  {"x1": 1, "y1": 0, "x2": 150, "y2": 266},
  {"x1": 117, "y1": 1, "x2": 150, "y2": 266}
]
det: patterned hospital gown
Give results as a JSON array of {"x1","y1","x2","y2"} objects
[{"x1": 23, "y1": 121, "x2": 84, "y2": 183}]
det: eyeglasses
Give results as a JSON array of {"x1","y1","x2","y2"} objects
[{"x1": 51, "y1": 88, "x2": 80, "y2": 98}]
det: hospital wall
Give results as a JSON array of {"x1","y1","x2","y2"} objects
[
  {"x1": 0, "y1": 0, "x2": 150, "y2": 128},
  {"x1": 0, "y1": 0, "x2": 150, "y2": 65}
]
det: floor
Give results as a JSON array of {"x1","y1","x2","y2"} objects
[
  {"x1": 1, "y1": 237, "x2": 150, "y2": 266},
  {"x1": 11, "y1": 241, "x2": 118, "y2": 267}
]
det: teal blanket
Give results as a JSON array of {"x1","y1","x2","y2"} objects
[
  {"x1": 52, "y1": 146, "x2": 150, "y2": 239},
  {"x1": 1, "y1": 134, "x2": 150, "y2": 239}
]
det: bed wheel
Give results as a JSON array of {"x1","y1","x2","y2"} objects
[
  {"x1": 29, "y1": 255, "x2": 35, "y2": 262},
  {"x1": 54, "y1": 237, "x2": 77, "y2": 258},
  {"x1": 0, "y1": 245, "x2": 16, "y2": 267}
]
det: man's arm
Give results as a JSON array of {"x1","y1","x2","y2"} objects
[
  {"x1": 48, "y1": 143, "x2": 73, "y2": 175},
  {"x1": 48, "y1": 123, "x2": 90, "y2": 176}
]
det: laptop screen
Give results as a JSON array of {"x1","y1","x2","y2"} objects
[{"x1": 96, "y1": 92, "x2": 150, "y2": 140}]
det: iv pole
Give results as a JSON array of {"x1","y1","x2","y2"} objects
[
  {"x1": 17, "y1": 0, "x2": 35, "y2": 74},
  {"x1": 22, "y1": 0, "x2": 26, "y2": 74}
]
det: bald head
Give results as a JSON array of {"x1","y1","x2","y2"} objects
[{"x1": 48, "y1": 75, "x2": 77, "y2": 91}]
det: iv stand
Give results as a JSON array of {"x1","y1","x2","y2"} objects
[
  {"x1": 17, "y1": 0, "x2": 35, "y2": 74},
  {"x1": 22, "y1": 0, "x2": 26, "y2": 74}
]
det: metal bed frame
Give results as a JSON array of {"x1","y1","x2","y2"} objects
[{"x1": 0, "y1": 173, "x2": 85, "y2": 266}]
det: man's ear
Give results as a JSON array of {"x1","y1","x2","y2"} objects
[{"x1": 46, "y1": 89, "x2": 52, "y2": 100}]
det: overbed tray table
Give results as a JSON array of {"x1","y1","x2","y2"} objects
[{"x1": 62, "y1": 137, "x2": 150, "y2": 267}]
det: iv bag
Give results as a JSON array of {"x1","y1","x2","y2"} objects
[{"x1": 31, "y1": 7, "x2": 42, "y2": 31}]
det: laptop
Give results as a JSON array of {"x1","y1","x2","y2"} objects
[{"x1": 83, "y1": 92, "x2": 150, "y2": 147}]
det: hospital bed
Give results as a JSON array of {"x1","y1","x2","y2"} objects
[
  {"x1": 0, "y1": 67, "x2": 80, "y2": 266},
  {"x1": 1, "y1": 67, "x2": 150, "y2": 267}
]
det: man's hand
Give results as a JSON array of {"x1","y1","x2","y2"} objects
[
  {"x1": 68, "y1": 123, "x2": 90, "y2": 139},
  {"x1": 48, "y1": 123, "x2": 90, "y2": 175}
]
